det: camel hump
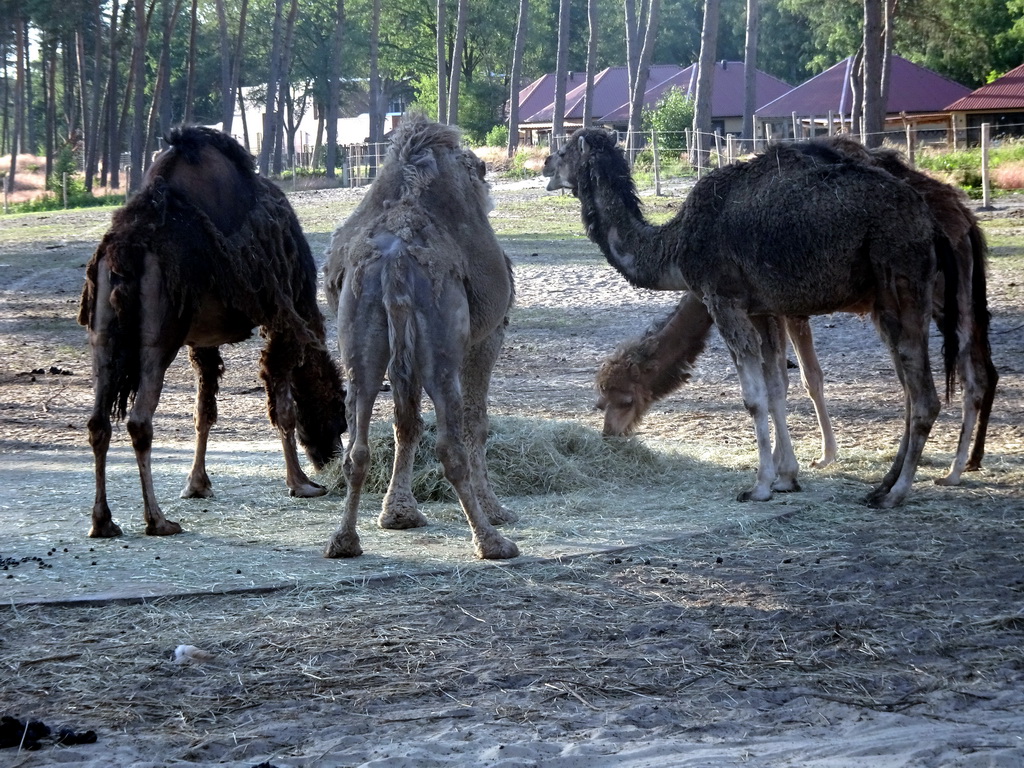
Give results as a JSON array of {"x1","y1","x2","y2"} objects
[{"x1": 162, "y1": 125, "x2": 256, "y2": 177}]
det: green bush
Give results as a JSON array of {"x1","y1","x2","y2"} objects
[{"x1": 485, "y1": 125, "x2": 509, "y2": 148}]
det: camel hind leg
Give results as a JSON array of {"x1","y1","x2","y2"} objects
[
  {"x1": 181, "y1": 346, "x2": 223, "y2": 499},
  {"x1": 867, "y1": 278, "x2": 940, "y2": 508},
  {"x1": 761, "y1": 316, "x2": 800, "y2": 493},
  {"x1": 461, "y1": 324, "x2": 518, "y2": 526},
  {"x1": 380, "y1": 377, "x2": 429, "y2": 530},
  {"x1": 86, "y1": 263, "x2": 123, "y2": 537},
  {"x1": 127, "y1": 341, "x2": 184, "y2": 536}
]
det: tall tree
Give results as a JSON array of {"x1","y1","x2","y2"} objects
[
  {"x1": 8, "y1": 14, "x2": 26, "y2": 191},
  {"x1": 861, "y1": 0, "x2": 884, "y2": 146},
  {"x1": 582, "y1": 0, "x2": 598, "y2": 128},
  {"x1": 129, "y1": 0, "x2": 148, "y2": 192},
  {"x1": 506, "y1": 0, "x2": 528, "y2": 157},
  {"x1": 742, "y1": 0, "x2": 759, "y2": 150},
  {"x1": 551, "y1": 0, "x2": 570, "y2": 146},
  {"x1": 325, "y1": 0, "x2": 344, "y2": 179},
  {"x1": 369, "y1": 0, "x2": 383, "y2": 146},
  {"x1": 259, "y1": 0, "x2": 286, "y2": 174},
  {"x1": 447, "y1": 0, "x2": 467, "y2": 124},
  {"x1": 184, "y1": 0, "x2": 199, "y2": 124},
  {"x1": 144, "y1": 0, "x2": 184, "y2": 170},
  {"x1": 626, "y1": 0, "x2": 661, "y2": 159},
  {"x1": 216, "y1": 0, "x2": 249, "y2": 135},
  {"x1": 692, "y1": 0, "x2": 720, "y2": 169},
  {"x1": 436, "y1": 0, "x2": 447, "y2": 123}
]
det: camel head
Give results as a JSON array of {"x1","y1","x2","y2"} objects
[
  {"x1": 542, "y1": 128, "x2": 618, "y2": 194},
  {"x1": 594, "y1": 352, "x2": 653, "y2": 437}
]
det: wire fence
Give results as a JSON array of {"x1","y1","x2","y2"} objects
[{"x1": 549, "y1": 119, "x2": 1024, "y2": 202}]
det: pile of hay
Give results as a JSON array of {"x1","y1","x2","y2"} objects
[{"x1": 318, "y1": 415, "x2": 670, "y2": 500}]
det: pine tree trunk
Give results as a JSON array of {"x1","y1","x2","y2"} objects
[
  {"x1": 436, "y1": 0, "x2": 447, "y2": 123},
  {"x1": 862, "y1": 0, "x2": 884, "y2": 147},
  {"x1": 506, "y1": 0, "x2": 528, "y2": 157},
  {"x1": 583, "y1": 0, "x2": 597, "y2": 128},
  {"x1": 742, "y1": 0, "x2": 759, "y2": 150},
  {"x1": 551, "y1": 0, "x2": 570, "y2": 147},
  {"x1": 129, "y1": 0, "x2": 148, "y2": 192},
  {"x1": 692, "y1": 0, "x2": 720, "y2": 169},
  {"x1": 447, "y1": 0, "x2": 467, "y2": 125},
  {"x1": 325, "y1": 0, "x2": 345, "y2": 178}
]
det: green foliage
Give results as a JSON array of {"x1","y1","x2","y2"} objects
[
  {"x1": 643, "y1": 87, "x2": 695, "y2": 138},
  {"x1": 10, "y1": 189, "x2": 125, "y2": 214},
  {"x1": 502, "y1": 149, "x2": 534, "y2": 180},
  {"x1": 409, "y1": 74, "x2": 505, "y2": 144},
  {"x1": 485, "y1": 125, "x2": 510, "y2": 148}
]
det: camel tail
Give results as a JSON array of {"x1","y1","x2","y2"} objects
[
  {"x1": 935, "y1": 231, "x2": 961, "y2": 403},
  {"x1": 380, "y1": 247, "x2": 420, "y2": 402},
  {"x1": 79, "y1": 238, "x2": 144, "y2": 421}
]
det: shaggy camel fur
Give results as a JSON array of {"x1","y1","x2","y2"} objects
[
  {"x1": 595, "y1": 137, "x2": 996, "y2": 485},
  {"x1": 596, "y1": 294, "x2": 838, "y2": 468},
  {"x1": 545, "y1": 129, "x2": 960, "y2": 508},
  {"x1": 78, "y1": 126, "x2": 345, "y2": 538},
  {"x1": 323, "y1": 115, "x2": 518, "y2": 560}
]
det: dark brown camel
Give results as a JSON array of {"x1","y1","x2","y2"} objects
[
  {"x1": 78, "y1": 126, "x2": 346, "y2": 538},
  {"x1": 545, "y1": 129, "x2": 960, "y2": 508},
  {"x1": 595, "y1": 136, "x2": 996, "y2": 485},
  {"x1": 322, "y1": 115, "x2": 518, "y2": 560}
]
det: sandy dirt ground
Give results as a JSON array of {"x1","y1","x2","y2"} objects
[{"x1": 1, "y1": 176, "x2": 1023, "y2": 767}]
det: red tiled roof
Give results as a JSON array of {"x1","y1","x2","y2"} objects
[
  {"x1": 946, "y1": 62, "x2": 1024, "y2": 111},
  {"x1": 755, "y1": 55, "x2": 970, "y2": 118},
  {"x1": 600, "y1": 61, "x2": 792, "y2": 122},
  {"x1": 522, "y1": 65, "x2": 685, "y2": 124}
]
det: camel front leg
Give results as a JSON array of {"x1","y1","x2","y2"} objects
[
  {"x1": 784, "y1": 317, "x2": 838, "y2": 469},
  {"x1": 713, "y1": 305, "x2": 777, "y2": 502},
  {"x1": 461, "y1": 327, "x2": 518, "y2": 526},
  {"x1": 324, "y1": 381, "x2": 380, "y2": 558},
  {"x1": 181, "y1": 346, "x2": 223, "y2": 499},
  {"x1": 760, "y1": 316, "x2": 800, "y2": 493}
]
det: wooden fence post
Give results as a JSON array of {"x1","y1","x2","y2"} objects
[{"x1": 981, "y1": 122, "x2": 992, "y2": 209}]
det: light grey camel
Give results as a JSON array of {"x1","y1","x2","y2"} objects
[
  {"x1": 545, "y1": 129, "x2": 960, "y2": 508},
  {"x1": 595, "y1": 136, "x2": 996, "y2": 486},
  {"x1": 78, "y1": 126, "x2": 346, "y2": 538},
  {"x1": 323, "y1": 115, "x2": 518, "y2": 560}
]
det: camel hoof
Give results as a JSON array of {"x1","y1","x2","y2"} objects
[
  {"x1": 324, "y1": 531, "x2": 362, "y2": 558},
  {"x1": 89, "y1": 520, "x2": 123, "y2": 538},
  {"x1": 146, "y1": 520, "x2": 183, "y2": 536},
  {"x1": 865, "y1": 488, "x2": 900, "y2": 509},
  {"x1": 181, "y1": 484, "x2": 214, "y2": 499},
  {"x1": 485, "y1": 504, "x2": 519, "y2": 526},
  {"x1": 772, "y1": 478, "x2": 801, "y2": 493},
  {"x1": 379, "y1": 506, "x2": 428, "y2": 530},
  {"x1": 475, "y1": 536, "x2": 519, "y2": 560},
  {"x1": 737, "y1": 487, "x2": 773, "y2": 502},
  {"x1": 289, "y1": 482, "x2": 327, "y2": 498},
  {"x1": 934, "y1": 475, "x2": 961, "y2": 487},
  {"x1": 810, "y1": 456, "x2": 834, "y2": 469}
]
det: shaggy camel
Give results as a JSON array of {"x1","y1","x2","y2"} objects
[
  {"x1": 596, "y1": 137, "x2": 996, "y2": 485},
  {"x1": 545, "y1": 129, "x2": 960, "y2": 508},
  {"x1": 596, "y1": 294, "x2": 838, "y2": 468},
  {"x1": 78, "y1": 126, "x2": 346, "y2": 538},
  {"x1": 323, "y1": 115, "x2": 518, "y2": 560}
]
